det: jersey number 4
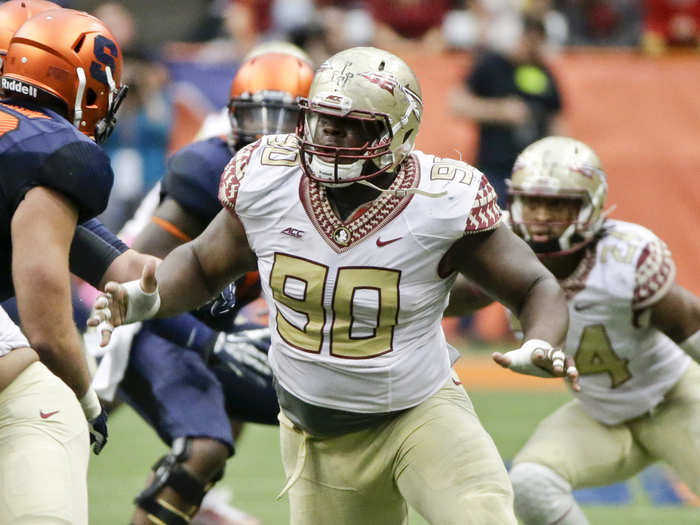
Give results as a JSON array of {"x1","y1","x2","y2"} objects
[
  {"x1": 270, "y1": 253, "x2": 399, "y2": 359},
  {"x1": 574, "y1": 325, "x2": 632, "y2": 387}
]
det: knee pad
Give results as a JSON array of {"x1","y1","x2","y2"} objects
[
  {"x1": 134, "y1": 438, "x2": 225, "y2": 525},
  {"x1": 509, "y1": 462, "x2": 588, "y2": 525}
]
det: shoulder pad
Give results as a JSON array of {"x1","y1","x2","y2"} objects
[
  {"x1": 633, "y1": 235, "x2": 675, "y2": 309},
  {"x1": 465, "y1": 173, "x2": 502, "y2": 233},
  {"x1": 218, "y1": 139, "x2": 262, "y2": 211},
  {"x1": 163, "y1": 137, "x2": 231, "y2": 222}
]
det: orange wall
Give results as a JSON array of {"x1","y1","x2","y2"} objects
[{"x1": 404, "y1": 50, "x2": 700, "y2": 294}]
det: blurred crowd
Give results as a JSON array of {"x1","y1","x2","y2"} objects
[{"x1": 65, "y1": 0, "x2": 700, "y2": 60}]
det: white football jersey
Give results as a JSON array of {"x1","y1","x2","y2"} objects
[
  {"x1": 560, "y1": 219, "x2": 689, "y2": 425},
  {"x1": 219, "y1": 134, "x2": 501, "y2": 413}
]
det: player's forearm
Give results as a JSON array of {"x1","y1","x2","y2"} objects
[
  {"x1": 445, "y1": 276, "x2": 494, "y2": 317},
  {"x1": 153, "y1": 242, "x2": 234, "y2": 318},
  {"x1": 33, "y1": 325, "x2": 91, "y2": 396},
  {"x1": 517, "y1": 275, "x2": 568, "y2": 347},
  {"x1": 11, "y1": 190, "x2": 93, "y2": 396},
  {"x1": 0, "y1": 347, "x2": 39, "y2": 392},
  {"x1": 15, "y1": 270, "x2": 92, "y2": 396}
]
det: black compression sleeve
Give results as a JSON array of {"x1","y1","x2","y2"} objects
[{"x1": 69, "y1": 218, "x2": 128, "y2": 287}]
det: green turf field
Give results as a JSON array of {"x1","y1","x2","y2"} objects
[{"x1": 88, "y1": 388, "x2": 699, "y2": 524}]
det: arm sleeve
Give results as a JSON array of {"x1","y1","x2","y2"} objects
[
  {"x1": 69, "y1": 218, "x2": 129, "y2": 288},
  {"x1": 633, "y1": 236, "x2": 676, "y2": 310}
]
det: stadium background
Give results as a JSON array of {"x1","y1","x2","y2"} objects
[{"x1": 10, "y1": 0, "x2": 697, "y2": 522}]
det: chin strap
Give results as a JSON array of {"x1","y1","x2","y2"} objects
[
  {"x1": 600, "y1": 204, "x2": 617, "y2": 220},
  {"x1": 355, "y1": 178, "x2": 447, "y2": 199}
]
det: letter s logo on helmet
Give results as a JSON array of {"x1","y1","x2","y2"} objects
[{"x1": 2, "y1": 8, "x2": 127, "y2": 143}]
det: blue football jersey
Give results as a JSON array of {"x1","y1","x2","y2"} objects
[
  {"x1": 0, "y1": 101, "x2": 116, "y2": 299},
  {"x1": 161, "y1": 136, "x2": 233, "y2": 224},
  {"x1": 160, "y1": 136, "x2": 264, "y2": 328}
]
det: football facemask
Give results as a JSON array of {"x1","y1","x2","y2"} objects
[
  {"x1": 297, "y1": 47, "x2": 422, "y2": 187},
  {"x1": 298, "y1": 100, "x2": 394, "y2": 186},
  {"x1": 228, "y1": 51, "x2": 314, "y2": 148},
  {"x1": 228, "y1": 90, "x2": 300, "y2": 145}
]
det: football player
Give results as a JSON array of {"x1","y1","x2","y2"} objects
[
  {"x1": 86, "y1": 50, "x2": 313, "y2": 525},
  {"x1": 0, "y1": 7, "x2": 157, "y2": 524},
  {"x1": 453, "y1": 136, "x2": 700, "y2": 524},
  {"x1": 91, "y1": 47, "x2": 578, "y2": 524}
]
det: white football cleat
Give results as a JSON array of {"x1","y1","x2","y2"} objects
[{"x1": 191, "y1": 487, "x2": 261, "y2": 525}]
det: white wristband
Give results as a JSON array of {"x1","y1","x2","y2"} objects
[
  {"x1": 679, "y1": 329, "x2": 700, "y2": 362},
  {"x1": 79, "y1": 388, "x2": 101, "y2": 420},
  {"x1": 123, "y1": 279, "x2": 160, "y2": 323},
  {"x1": 503, "y1": 339, "x2": 554, "y2": 378}
]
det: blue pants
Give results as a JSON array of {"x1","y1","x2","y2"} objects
[{"x1": 118, "y1": 325, "x2": 278, "y2": 455}]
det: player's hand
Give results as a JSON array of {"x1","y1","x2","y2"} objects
[
  {"x1": 200, "y1": 281, "x2": 238, "y2": 318},
  {"x1": 492, "y1": 339, "x2": 580, "y2": 392},
  {"x1": 79, "y1": 388, "x2": 109, "y2": 454},
  {"x1": 88, "y1": 407, "x2": 108, "y2": 455},
  {"x1": 87, "y1": 260, "x2": 159, "y2": 347}
]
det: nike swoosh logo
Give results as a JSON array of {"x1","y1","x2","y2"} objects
[
  {"x1": 573, "y1": 302, "x2": 598, "y2": 312},
  {"x1": 376, "y1": 236, "x2": 402, "y2": 247},
  {"x1": 40, "y1": 410, "x2": 60, "y2": 419}
]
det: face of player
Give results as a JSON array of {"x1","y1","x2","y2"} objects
[
  {"x1": 519, "y1": 195, "x2": 581, "y2": 243},
  {"x1": 309, "y1": 113, "x2": 382, "y2": 163}
]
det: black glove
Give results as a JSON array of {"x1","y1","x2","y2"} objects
[
  {"x1": 202, "y1": 281, "x2": 238, "y2": 318},
  {"x1": 88, "y1": 407, "x2": 108, "y2": 455}
]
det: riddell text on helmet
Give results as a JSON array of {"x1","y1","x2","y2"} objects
[{"x1": 1, "y1": 78, "x2": 38, "y2": 98}]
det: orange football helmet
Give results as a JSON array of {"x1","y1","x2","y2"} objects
[
  {"x1": 228, "y1": 51, "x2": 314, "y2": 146},
  {"x1": 2, "y1": 8, "x2": 127, "y2": 143},
  {"x1": 0, "y1": 0, "x2": 60, "y2": 66}
]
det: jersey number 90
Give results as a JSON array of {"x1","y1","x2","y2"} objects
[{"x1": 270, "y1": 253, "x2": 400, "y2": 359}]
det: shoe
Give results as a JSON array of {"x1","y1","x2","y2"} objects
[{"x1": 191, "y1": 487, "x2": 261, "y2": 525}]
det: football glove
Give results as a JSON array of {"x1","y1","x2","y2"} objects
[
  {"x1": 88, "y1": 407, "x2": 109, "y2": 455},
  {"x1": 80, "y1": 388, "x2": 109, "y2": 454}
]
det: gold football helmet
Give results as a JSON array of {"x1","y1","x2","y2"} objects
[
  {"x1": 298, "y1": 46, "x2": 423, "y2": 186},
  {"x1": 508, "y1": 136, "x2": 608, "y2": 255}
]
